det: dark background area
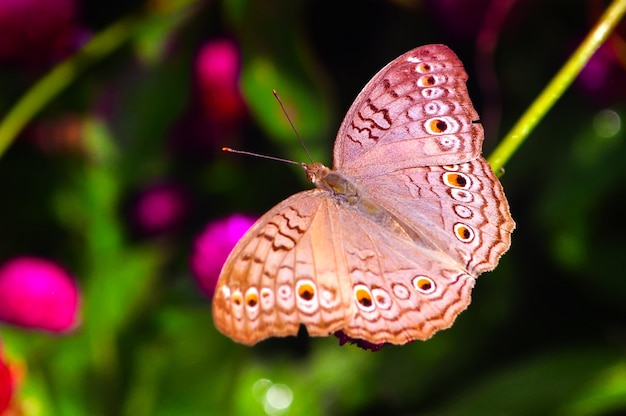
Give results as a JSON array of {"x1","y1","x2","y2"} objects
[{"x1": 0, "y1": 0, "x2": 625, "y2": 414}]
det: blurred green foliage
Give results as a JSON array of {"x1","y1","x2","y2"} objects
[{"x1": 1, "y1": 0, "x2": 626, "y2": 415}]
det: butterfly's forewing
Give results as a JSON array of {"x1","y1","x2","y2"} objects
[
  {"x1": 333, "y1": 44, "x2": 483, "y2": 176},
  {"x1": 328, "y1": 44, "x2": 514, "y2": 341}
]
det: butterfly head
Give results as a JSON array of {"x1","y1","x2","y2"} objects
[{"x1": 302, "y1": 162, "x2": 331, "y2": 186}]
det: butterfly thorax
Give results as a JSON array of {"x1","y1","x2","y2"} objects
[
  {"x1": 304, "y1": 162, "x2": 453, "y2": 254},
  {"x1": 303, "y1": 162, "x2": 414, "y2": 239},
  {"x1": 303, "y1": 162, "x2": 361, "y2": 204}
]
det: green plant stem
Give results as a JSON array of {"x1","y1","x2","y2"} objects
[
  {"x1": 0, "y1": 16, "x2": 139, "y2": 159},
  {"x1": 488, "y1": 0, "x2": 626, "y2": 171}
]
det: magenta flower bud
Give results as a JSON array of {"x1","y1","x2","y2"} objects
[
  {"x1": 130, "y1": 182, "x2": 189, "y2": 237},
  {"x1": 195, "y1": 39, "x2": 246, "y2": 125},
  {"x1": 577, "y1": 43, "x2": 626, "y2": 103},
  {"x1": 0, "y1": 257, "x2": 80, "y2": 333},
  {"x1": 190, "y1": 215, "x2": 257, "y2": 297},
  {"x1": 197, "y1": 39, "x2": 240, "y2": 88},
  {"x1": 169, "y1": 38, "x2": 248, "y2": 157}
]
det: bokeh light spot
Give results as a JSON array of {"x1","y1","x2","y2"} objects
[
  {"x1": 252, "y1": 378, "x2": 293, "y2": 415},
  {"x1": 593, "y1": 109, "x2": 621, "y2": 139},
  {"x1": 264, "y1": 384, "x2": 293, "y2": 415}
]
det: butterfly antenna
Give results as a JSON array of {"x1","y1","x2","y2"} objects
[
  {"x1": 221, "y1": 147, "x2": 301, "y2": 165},
  {"x1": 273, "y1": 89, "x2": 314, "y2": 163}
]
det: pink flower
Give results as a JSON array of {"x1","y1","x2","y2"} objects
[
  {"x1": 190, "y1": 214, "x2": 257, "y2": 297},
  {"x1": 0, "y1": 352, "x2": 12, "y2": 414},
  {"x1": 0, "y1": 0, "x2": 83, "y2": 68},
  {"x1": 0, "y1": 344, "x2": 24, "y2": 415},
  {"x1": 195, "y1": 39, "x2": 247, "y2": 125},
  {"x1": 129, "y1": 182, "x2": 189, "y2": 237},
  {"x1": 0, "y1": 257, "x2": 81, "y2": 333},
  {"x1": 169, "y1": 38, "x2": 248, "y2": 157}
]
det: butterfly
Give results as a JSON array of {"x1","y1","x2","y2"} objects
[{"x1": 212, "y1": 44, "x2": 514, "y2": 346}]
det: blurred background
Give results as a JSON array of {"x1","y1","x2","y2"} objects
[{"x1": 0, "y1": 0, "x2": 625, "y2": 414}]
